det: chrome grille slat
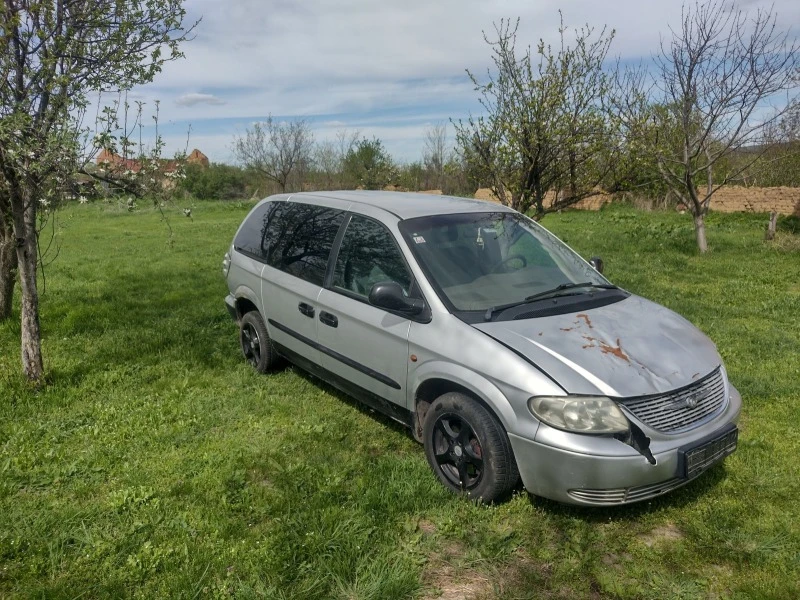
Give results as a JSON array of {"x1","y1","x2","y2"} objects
[
  {"x1": 568, "y1": 478, "x2": 685, "y2": 505},
  {"x1": 618, "y1": 367, "x2": 726, "y2": 432}
]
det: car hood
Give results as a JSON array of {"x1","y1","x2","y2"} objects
[{"x1": 473, "y1": 294, "x2": 720, "y2": 397}]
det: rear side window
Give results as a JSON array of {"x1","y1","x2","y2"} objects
[{"x1": 234, "y1": 201, "x2": 345, "y2": 286}]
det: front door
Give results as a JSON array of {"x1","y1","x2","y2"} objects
[{"x1": 315, "y1": 214, "x2": 414, "y2": 409}]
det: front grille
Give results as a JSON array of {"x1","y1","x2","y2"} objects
[
  {"x1": 618, "y1": 367, "x2": 726, "y2": 433},
  {"x1": 568, "y1": 478, "x2": 685, "y2": 505}
]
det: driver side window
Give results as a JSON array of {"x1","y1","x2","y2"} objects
[{"x1": 333, "y1": 215, "x2": 411, "y2": 299}]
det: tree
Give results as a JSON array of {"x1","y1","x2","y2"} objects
[
  {"x1": 233, "y1": 117, "x2": 314, "y2": 193},
  {"x1": 423, "y1": 122, "x2": 449, "y2": 190},
  {"x1": 312, "y1": 129, "x2": 359, "y2": 190},
  {"x1": 750, "y1": 102, "x2": 800, "y2": 187},
  {"x1": 0, "y1": 0, "x2": 195, "y2": 382},
  {"x1": 639, "y1": 1, "x2": 799, "y2": 252},
  {"x1": 455, "y1": 17, "x2": 619, "y2": 217},
  {"x1": 342, "y1": 137, "x2": 395, "y2": 190},
  {"x1": 0, "y1": 179, "x2": 17, "y2": 320}
]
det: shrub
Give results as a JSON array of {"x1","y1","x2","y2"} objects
[{"x1": 181, "y1": 163, "x2": 248, "y2": 200}]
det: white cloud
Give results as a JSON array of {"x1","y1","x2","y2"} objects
[
  {"x1": 126, "y1": 0, "x2": 800, "y2": 162},
  {"x1": 175, "y1": 93, "x2": 226, "y2": 107}
]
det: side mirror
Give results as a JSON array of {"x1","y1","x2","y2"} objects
[
  {"x1": 589, "y1": 256, "x2": 604, "y2": 274},
  {"x1": 368, "y1": 281, "x2": 424, "y2": 315}
]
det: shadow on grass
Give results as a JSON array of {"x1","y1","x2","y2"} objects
[
  {"x1": 289, "y1": 366, "x2": 415, "y2": 442},
  {"x1": 39, "y1": 263, "x2": 233, "y2": 390},
  {"x1": 27, "y1": 251, "x2": 737, "y2": 522},
  {"x1": 278, "y1": 361, "x2": 735, "y2": 519}
]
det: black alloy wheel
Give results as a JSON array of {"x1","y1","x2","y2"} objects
[
  {"x1": 239, "y1": 311, "x2": 278, "y2": 373},
  {"x1": 430, "y1": 412, "x2": 485, "y2": 491},
  {"x1": 423, "y1": 392, "x2": 520, "y2": 502}
]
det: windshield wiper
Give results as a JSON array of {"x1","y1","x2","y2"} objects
[{"x1": 483, "y1": 282, "x2": 618, "y2": 321}]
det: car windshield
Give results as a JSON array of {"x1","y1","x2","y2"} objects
[{"x1": 400, "y1": 212, "x2": 610, "y2": 312}]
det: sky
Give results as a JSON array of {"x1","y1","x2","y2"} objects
[{"x1": 124, "y1": 0, "x2": 800, "y2": 165}]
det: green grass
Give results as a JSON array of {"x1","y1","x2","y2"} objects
[{"x1": 1, "y1": 200, "x2": 798, "y2": 599}]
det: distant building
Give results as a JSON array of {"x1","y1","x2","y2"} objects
[
  {"x1": 96, "y1": 148, "x2": 143, "y2": 173},
  {"x1": 187, "y1": 149, "x2": 210, "y2": 168},
  {"x1": 96, "y1": 148, "x2": 209, "y2": 173}
]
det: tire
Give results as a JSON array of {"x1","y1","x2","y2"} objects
[
  {"x1": 423, "y1": 392, "x2": 520, "y2": 503},
  {"x1": 239, "y1": 311, "x2": 279, "y2": 373}
]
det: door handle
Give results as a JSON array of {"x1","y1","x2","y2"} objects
[
  {"x1": 319, "y1": 311, "x2": 338, "y2": 328},
  {"x1": 298, "y1": 302, "x2": 315, "y2": 318}
]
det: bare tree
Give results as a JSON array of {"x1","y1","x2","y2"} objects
[
  {"x1": 455, "y1": 17, "x2": 619, "y2": 217},
  {"x1": 313, "y1": 140, "x2": 339, "y2": 190},
  {"x1": 752, "y1": 101, "x2": 800, "y2": 187},
  {"x1": 423, "y1": 122, "x2": 449, "y2": 189},
  {"x1": 233, "y1": 117, "x2": 314, "y2": 193},
  {"x1": 336, "y1": 129, "x2": 360, "y2": 164},
  {"x1": 646, "y1": 1, "x2": 799, "y2": 252},
  {"x1": 313, "y1": 128, "x2": 360, "y2": 190}
]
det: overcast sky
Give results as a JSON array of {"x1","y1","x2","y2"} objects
[{"x1": 126, "y1": 0, "x2": 800, "y2": 165}]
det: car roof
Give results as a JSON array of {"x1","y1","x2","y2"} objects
[{"x1": 283, "y1": 190, "x2": 515, "y2": 220}]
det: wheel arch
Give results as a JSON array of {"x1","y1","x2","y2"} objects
[
  {"x1": 410, "y1": 364, "x2": 516, "y2": 442},
  {"x1": 233, "y1": 286, "x2": 261, "y2": 319}
]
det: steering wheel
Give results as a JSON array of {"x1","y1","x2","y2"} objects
[{"x1": 489, "y1": 254, "x2": 527, "y2": 273}]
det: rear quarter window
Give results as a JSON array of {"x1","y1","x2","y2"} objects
[
  {"x1": 234, "y1": 200, "x2": 345, "y2": 286},
  {"x1": 233, "y1": 201, "x2": 278, "y2": 261}
]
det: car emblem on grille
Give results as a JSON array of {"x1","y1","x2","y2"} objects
[
  {"x1": 668, "y1": 391, "x2": 703, "y2": 410},
  {"x1": 683, "y1": 393, "x2": 701, "y2": 409}
]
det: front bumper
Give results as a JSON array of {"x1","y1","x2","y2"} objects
[{"x1": 509, "y1": 385, "x2": 742, "y2": 506}]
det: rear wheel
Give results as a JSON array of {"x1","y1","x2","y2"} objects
[
  {"x1": 423, "y1": 392, "x2": 519, "y2": 502},
  {"x1": 239, "y1": 311, "x2": 279, "y2": 373}
]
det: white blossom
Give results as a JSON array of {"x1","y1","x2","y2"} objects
[{"x1": 78, "y1": 196, "x2": 88, "y2": 204}]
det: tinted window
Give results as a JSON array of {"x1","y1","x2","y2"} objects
[
  {"x1": 233, "y1": 201, "x2": 280, "y2": 260},
  {"x1": 268, "y1": 203, "x2": 345, "y2": 285},
  {"x1": 333, "y1": 216, "x2": 411, "y2": 298},
  {"x1": 235, "y1": 201, "x2": 345, "y2": 286}
]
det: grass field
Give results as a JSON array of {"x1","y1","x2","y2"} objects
[{"x1": 1, "y1": 199, "x2": 798, "y2": 599}]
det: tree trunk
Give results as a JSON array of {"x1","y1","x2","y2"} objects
[
  {"x1": 0, "y1": 219, "x2": 17, "y2": 320},
  {"x1": 13, "y1": 200, "x2": 44, "y2": 382},
  {"x1": 693, "y1": 213, "x2": 708, "y2": 253}
]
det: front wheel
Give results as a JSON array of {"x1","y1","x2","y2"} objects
[
  {"x1": 239, "y1": 311, "x2": 279, "y2": 373},
  {"x1": 423, "y1": 392, "x2": 519, "y2": 502}
]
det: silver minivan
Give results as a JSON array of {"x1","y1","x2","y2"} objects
[{"x1": 223, "y1": 191, "x2": 740, "y2": 505}]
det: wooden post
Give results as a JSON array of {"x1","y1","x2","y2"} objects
[{"x1": 765, "y1": 211, "x2": 778, "y2": 241}]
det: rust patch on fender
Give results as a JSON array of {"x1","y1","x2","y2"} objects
[
  {"x1": 560, "y1": 327, "x2": 574, "y2": 332},
  {"x1": 576, "y1": 313, "x2": 593, "y2": 328}
]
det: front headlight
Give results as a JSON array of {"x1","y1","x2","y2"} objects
[{"x1": 528, "y1": 396, "x2": 629, "y2": 434}]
